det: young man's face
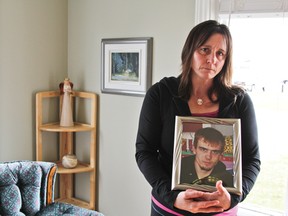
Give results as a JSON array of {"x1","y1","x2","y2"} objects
[{"x1": 193, "y1": 137, "x2": 223, "y2": 172}]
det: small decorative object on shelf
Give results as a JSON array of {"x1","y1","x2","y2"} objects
[
  {"x1": 62, "y1": 154, "x2": 78, "y2": 169},
  {"x1": 59, "y1": 78, "x2": 74, "y2": 127}
]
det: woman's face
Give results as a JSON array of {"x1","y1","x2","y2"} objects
[{"x1": 191, "y1": 33, "x2": 227, "y2": 81}]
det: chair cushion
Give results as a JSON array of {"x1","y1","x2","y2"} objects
[
  {"x1": 0, "y1": 161, "x2": 42, "y2": 215},
  {"x1": 35, "y1": 202, "x2": 104, "y2": 216}
]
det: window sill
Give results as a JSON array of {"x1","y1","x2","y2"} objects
[{"x1": 238, "y1": 204, "x2": 284, "y2": 216}]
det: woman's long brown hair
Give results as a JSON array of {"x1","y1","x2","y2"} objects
[{"x1": 178, "y1": 20, "x2": 237, "y2": 101}]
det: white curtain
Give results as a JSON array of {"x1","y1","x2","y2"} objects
[
  {"x1": 194, "y1": 0, "x2": 288, "y2": 25},
  {"x1": 219, "y1": 0, "x2": 288, "y2": 14},
  {"x1": 194, "y1": 0, "x2": 220, "y2": 25}
]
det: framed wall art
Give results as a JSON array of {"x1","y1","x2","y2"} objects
[
  {"x1": 172, "y1": 116, "x2": 242, "y2": 195},
  {"x1": 101, "y1": 37, "x2": 153, "y2": 96}
]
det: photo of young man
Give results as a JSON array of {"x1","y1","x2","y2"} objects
[{"x1": 180, "y1": 127, "x2": 233, "y2": 187}]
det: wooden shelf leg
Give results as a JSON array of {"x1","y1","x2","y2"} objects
[
  {"x1": 60, "y1": 174, "x2": 73, "y2": 198},
  {"x1": 59, "y1": 132, "x2": 74, "y2": 199}
]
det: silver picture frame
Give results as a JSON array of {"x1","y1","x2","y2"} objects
[
  {"x1": 101, "y1": 37, "x2": 153, "y2": 96},
  {"x1": 172, "y1": 116, "x2": 242, "y2": 195}
]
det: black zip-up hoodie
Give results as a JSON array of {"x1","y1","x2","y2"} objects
[{"x1": 135, "y1": 76, "x2": 260, "y2": 215}]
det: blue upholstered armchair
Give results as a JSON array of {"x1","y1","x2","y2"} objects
[{"x1": 0, "y1": 161, "x2": 104, "y2": 216}]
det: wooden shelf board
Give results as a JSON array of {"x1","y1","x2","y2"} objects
[
  {"x1": 56, "y1": 161, "x2": 94, "y2": 174},
  {"x1": 55, "y1": 197, "x2": 93, "y2": 210},
  {"x1": 39, "y1": 122, "x2": 95, "y2": 132}
]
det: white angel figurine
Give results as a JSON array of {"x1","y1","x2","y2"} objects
[{"x1": 59, "y1": 78, "x2": 74, "y2": 127}]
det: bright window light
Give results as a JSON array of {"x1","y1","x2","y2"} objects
[{"x1": 219, "y1": 15, "x2": 288, "y2": 214}]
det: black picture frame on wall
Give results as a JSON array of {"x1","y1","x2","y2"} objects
[{"x1": 101, "y1": 37, "x2": 153, "y2": 96}]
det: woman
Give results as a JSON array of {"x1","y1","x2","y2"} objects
[{"x1": 135, "y1": 20, "x2": 260, "y2": 215}]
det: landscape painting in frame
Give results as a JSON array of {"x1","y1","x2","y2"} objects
[
  {"x1": 101, "y1": 38, "x2": 153, "y2": 96},
  {"x1": 171, "y1": 116, "x2": 242, "y2": 195}
]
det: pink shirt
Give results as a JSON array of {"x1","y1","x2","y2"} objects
[
  {"x1": 191, "y1": 110, "x2": 219, "y2": 117},
  {"x1": 214, "y1": 205, "x2": 238, "y2": 216}
]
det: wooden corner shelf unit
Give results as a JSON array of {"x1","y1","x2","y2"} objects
[{"x1": 36, "y1": 90, "x2": 97, "y2": 210}]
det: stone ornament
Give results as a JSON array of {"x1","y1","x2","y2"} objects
[{"x1": 62, "y1": 154, "x2": 78, "y2": 169}]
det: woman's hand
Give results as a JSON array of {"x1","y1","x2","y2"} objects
[
  {"x1": 174, "y1": 189, "x2": 224, "y2": 213},
  {"x1": 202, "y1": 180, "x2": 231, "y2": 211},
  {"x1": 174, "y1": 181, "x2": 231, "y2": 213}
]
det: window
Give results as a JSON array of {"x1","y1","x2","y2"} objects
[
  {"x1": 195, "y1": 0, "x2": 288, "y2": 214},
  {"x1": 221, "y1": 16, "x2": 288, "y2": 214}
]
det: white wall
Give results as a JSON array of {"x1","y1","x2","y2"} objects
[
  {"x1": 67, "y1": 0, "x2": 195, "y2": 215},
  {"x1": 0, "y1": 0, "x2": 196, "y2": 215},
  {"x1": 0, "y1": 0, "x2": 68, "y2": 160}
]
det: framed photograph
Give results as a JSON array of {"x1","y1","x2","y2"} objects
[
  {"x1": 172, "y1": 116, "x2": 242, "y2": 195},
  {"x1": 101, "y1": 37, "x2": 153, "y2": 96}
]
